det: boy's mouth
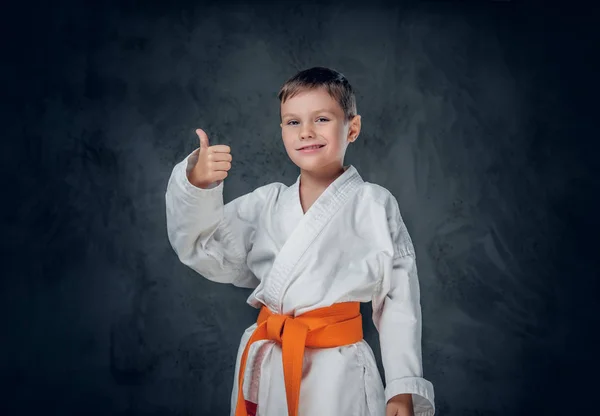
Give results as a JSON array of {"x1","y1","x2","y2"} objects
[{"x1": 297, "y1": 144, "x2": 326, "y2": 151}]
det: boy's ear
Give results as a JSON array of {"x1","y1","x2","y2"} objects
[{"x1": 348, "y1": 115, "x2": 361, "y2": 142}]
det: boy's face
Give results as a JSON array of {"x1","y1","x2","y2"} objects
[{"x1": 280, "y1": 87, "x2": 360, "y2": 174}]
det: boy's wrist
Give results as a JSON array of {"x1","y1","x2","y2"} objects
[
  {"x1": 176, "y1": 158, "x2": 223, "y2": 200},
  {"x1": 388, "y1": 393, "x2": 412, "y2": 404}
]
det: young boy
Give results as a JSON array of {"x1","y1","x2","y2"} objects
[{"x1": 165, "y1": 67, "x2": 435, "y2": 416}]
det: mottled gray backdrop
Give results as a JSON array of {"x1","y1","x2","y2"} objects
[{"x1": 2, "y1": 0, "x2": 598, "y2": 415}]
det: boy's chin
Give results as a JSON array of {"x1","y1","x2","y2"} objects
[
  {"x1": 291, "y1": 159, "x2": 341, "y2": 174},
  {"x1": 290, "y1": 158, "x2": 321, "y2": 171}
]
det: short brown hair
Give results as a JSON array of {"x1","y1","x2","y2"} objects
[{"x1": 278, "y1": 67, "x2": 357, "y2": 121}]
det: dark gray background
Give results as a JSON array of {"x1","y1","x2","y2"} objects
[{"x1": 2, "y1": 0, "x2": 598, "y2": 415}]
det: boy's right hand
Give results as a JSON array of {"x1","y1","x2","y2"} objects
[{"x1": 187, "y1": 128, "x2": 232, "y2": 189}]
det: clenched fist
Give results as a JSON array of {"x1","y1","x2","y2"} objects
[{"x1": 187, "y1": 128, "x2": 232, "y2": 189}]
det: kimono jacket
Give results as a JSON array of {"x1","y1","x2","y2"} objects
[{"x1": 165, "y1": 149, "x2": 436, "y2": 416}]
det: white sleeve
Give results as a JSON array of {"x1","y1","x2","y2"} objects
[
  {"x1": 165, "y1": 148, "x2": 267, "y2": 289},
  {"x1": 372, "y1": 195, "x2": 436, "y2": 415}
]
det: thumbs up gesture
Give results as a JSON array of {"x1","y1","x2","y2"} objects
[{"x1": 187, "y1": 128, "x2": 232, "y2": 189}]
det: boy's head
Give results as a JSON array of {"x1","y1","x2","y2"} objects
[
  {"x1": 278, "y1": 67, "x2": 357, "y2": 121},
  {"x1": 278, "y1": 67, "x2": 361, "y2": 174}
]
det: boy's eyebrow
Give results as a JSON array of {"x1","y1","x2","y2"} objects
[{"x1": 281, "y1": 109, "x2": 336, "y2": 118}]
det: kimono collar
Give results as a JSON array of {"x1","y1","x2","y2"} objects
[{"x1": 293, "y1": 165, "x2": 363, "y2": 192}]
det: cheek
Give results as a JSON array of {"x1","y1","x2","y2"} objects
[
  {"x1": 327, "y1": 123, "x2": 345, "y2": 136},
  {"x1": 324, "y1": 125, "x2": 345, "y2": 143},
  {"x1": 281, "y1": 133, "x2": 296, "y2": 151},
  {"x1": 280, "y1": 128, "x2": 289, "y2": 141}
]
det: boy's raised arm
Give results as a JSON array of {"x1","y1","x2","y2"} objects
[
  {"x1": 165, "y1": 130, "x2": 267, "y2": 288},
  {"x1": 372, "y1": 195, "x2": 436, "y2": 416}
]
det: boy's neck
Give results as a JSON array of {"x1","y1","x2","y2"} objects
[{"x1": 299, "y1": 164, "x2": 348, "y2": 191}]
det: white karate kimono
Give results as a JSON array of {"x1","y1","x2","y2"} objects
[{"x1": 165, "y1": 149, "x2": 435, "y2": 416}]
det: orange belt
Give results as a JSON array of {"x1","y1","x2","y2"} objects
[{"x1": 234, "y1": 302, "x2": 363, "y2": 416}]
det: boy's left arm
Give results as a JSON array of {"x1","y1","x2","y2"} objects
[{"x1": 372, "y1": 195, "x2": 435, "y2": 416}]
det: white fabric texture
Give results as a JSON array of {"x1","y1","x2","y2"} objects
[{"x1": 165, "y1": 149, "x2": 435, "y2": 415}]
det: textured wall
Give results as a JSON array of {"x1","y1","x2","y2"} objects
[{"x1": 2, "y1": 0, "x2": 597, "y2": 415}]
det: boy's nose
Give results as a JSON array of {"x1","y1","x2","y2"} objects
[{"x1": 300, "y1": 127, "x2": 315, "y2": 139}]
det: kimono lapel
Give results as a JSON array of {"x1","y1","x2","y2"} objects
[{"x1": 264, "y1": 165, "x2": 364, "y2": 314}]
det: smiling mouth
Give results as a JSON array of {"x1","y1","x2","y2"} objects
[{"x1": 297, "y1": 144, "x2": 326, "y2": 150}]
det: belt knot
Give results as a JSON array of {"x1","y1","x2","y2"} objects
[
  {"x1": 265, "y1": 314, "x2": 308, "y2": 343},
  {"x1": 235, "y1": 302, "x2": 363, "y2": 416}
]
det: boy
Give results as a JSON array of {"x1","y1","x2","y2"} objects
[{"x1": 165, "y1": 67, "x2": 435, "y2": 416}]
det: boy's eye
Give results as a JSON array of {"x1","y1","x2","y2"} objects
[{"x1": 285, "y1": 117, "x2": 329, "y2": 126}]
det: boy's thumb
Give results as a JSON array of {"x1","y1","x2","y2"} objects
[{"x1": 196, "y1": 129, "x2": 209, "y2": 149}]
